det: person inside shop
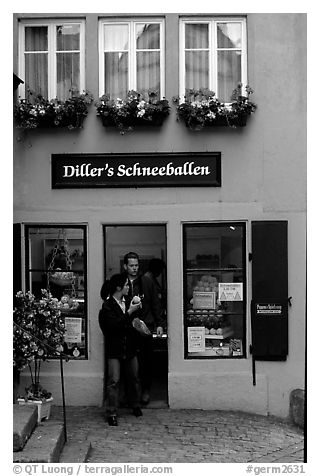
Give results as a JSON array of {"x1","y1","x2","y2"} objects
[
  {"x1": 123, "y1": 252, "x2": 166, "y2": 405},
  {"x1": 98, "y1": 273, "x2": 143, "y2": 426},
  {"x1": 140, "y1": 258, "x2": 166, "y2": 404},
  {"x1": 123, "y1": 251, "x2": 143, "y2": 303}
]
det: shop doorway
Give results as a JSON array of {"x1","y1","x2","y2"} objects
[{"x1": 103, "y1": 224, "x2": 168, "y2": 407}]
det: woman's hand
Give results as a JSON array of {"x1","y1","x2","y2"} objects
[{"x1": 128, "y1": 299, "x2": 142, "y2": 315}]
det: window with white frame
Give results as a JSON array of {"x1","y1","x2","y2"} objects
[
  {"x1": 18, "y1": 20, "x2": 85, "y2": 101},
  {"x1": 99, "y1": 19, "x2": 165, "y2": 99},
  {"x1": 180, "y1": 18, "x2": 247, "y2": 102}
]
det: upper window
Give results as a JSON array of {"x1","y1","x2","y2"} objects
[
  {"x1": 18, "y1": 20, "x2": 85, "y2": 101},
  {"x1": 180, "y1": 18, "x2": 247, "y2": 102},
  {"x1": 99, "y1": 19, "x2": 165, "y2": 99}
]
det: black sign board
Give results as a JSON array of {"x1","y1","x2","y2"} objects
[
  {"x1": 51, "y1": 152, "x2": 221, "y2": 188},
  {"x1": 255, "y1": 303, "x2": 284, "y2": 317}
]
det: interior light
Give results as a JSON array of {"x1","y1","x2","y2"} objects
[{"x1": 230, "y1": 226, "x2": 236, "y2": 231}]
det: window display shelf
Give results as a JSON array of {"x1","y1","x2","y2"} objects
[
  {"x1": 186, "y1": 267, "x2": 243, "y2": 273},
  {"x1": 205, "y1": 328, "x2": 233, "y2": 339}
]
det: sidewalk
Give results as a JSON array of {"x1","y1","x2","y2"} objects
[{"x1": 51, "y1": 406, "x2": 305, "y2": 463}]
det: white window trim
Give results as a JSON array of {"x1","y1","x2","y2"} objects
[
  {"x1": 179, "y1": 17, "x2": 247, "y2": 102},
  {"x1": 18, "y1": 18, "x2": 85, "y2": 100},
  {"x1": 99, "y1": 18, "x2": 165, "y2": 98}
]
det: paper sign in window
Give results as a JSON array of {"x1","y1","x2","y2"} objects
[
  {"x1": 64, "y1": 317, "x2": 82, "y2": 343},
  {"x1": 187, "y1": 326, "x2": 205, "y2": 352},
  {"x1": 218, "y1": 283, "x2": 243, "y2": 301}
]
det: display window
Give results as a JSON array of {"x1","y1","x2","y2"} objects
[
  {"x1": 24, "y1": 225, "x2": 88, "y2": 359},
  {"x1": 183, "y1": 222, "x2": 246, "y2": 358}
]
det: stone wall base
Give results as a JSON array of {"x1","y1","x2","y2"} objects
[{"x1": 289, "y1": 389, "x2": 305, "y2": 429}]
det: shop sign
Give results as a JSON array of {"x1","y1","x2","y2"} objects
[
  {"x1": 51, "y1": 152, "x2": 221, "y2": 188},
  {"x1": 255, "y1": 303, "x2": 283, "y2": 316},
  {"x1": 218, "y1": 283, "x2": 243, "y2": 301},
  {"x1": 187, "y1": 327, "x2": 205, "y2": 352}
]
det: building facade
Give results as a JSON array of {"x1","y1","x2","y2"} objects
[{"x1": 13, "y1": 13, "x2": 306, "y2": 419}]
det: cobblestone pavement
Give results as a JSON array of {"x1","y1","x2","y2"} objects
[{"x1": 51, "y1": 406, "x2": 305, "y2": 464}]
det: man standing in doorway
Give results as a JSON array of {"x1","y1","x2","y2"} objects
[{"x1": 123, "y1": 252, "x2": 166, "y2": 405}]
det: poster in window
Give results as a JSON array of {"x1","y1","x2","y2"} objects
[
  {"x1": 187, "y1": 326, "x2": 205, "y2": 353},
  {"x1": 64, "y1": 317, "x2": 82, "y2": 343},
  {"x1": 218, "y1": 283, "x2": 243, "y2": 301}
]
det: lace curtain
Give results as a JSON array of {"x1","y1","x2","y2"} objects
[
  {"x1": 184, "y1": 22, "x2": 242, "y2": 102},
  {"x1": 24, "y1": 24, "x2": 80, "y2": 101},
  {"x1": 104, "y1": 23, "x2": 161, "y2": 99}
]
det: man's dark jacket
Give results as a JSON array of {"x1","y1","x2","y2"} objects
[{"x1": 98, "y1": 297, "x2": 138, "y2": 359}]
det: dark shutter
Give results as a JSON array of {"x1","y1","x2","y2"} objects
[{"x1": 251, "y1": 221, "x2": 288, "y2": 360}]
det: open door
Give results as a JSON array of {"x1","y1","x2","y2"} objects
[{"x1": 103, "y1": 224, "x2": 168, "y2": 407}]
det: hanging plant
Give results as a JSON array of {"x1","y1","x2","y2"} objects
[
  {"x1": 95, "y1": 90, "x2": 170, "y2": 134},
  {"x1": 173, "y1": 84, "x2": 257, "y2": 131},
  {"x1": 14, "y1": 88, "x2": 94, "y2": 130}
]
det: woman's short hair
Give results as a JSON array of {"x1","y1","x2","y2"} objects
[{"x1": 100, "y1": 273, "x2": 127, "y2": 299}]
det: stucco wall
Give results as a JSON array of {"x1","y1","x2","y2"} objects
[{"x1": 14, "y1": 13, "x2": 306, "y2": 418}]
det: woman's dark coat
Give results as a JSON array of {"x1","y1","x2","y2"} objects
[{"x1": 98, "y1": 297, "x2": 138, "y2": 359}]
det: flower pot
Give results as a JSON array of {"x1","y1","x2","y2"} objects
[
  {"x1": 99, "y1": 114, "x2": 167, "y2": 131},
  {"x1": 49, "y1": 271, "x2": 74, "y2": 286},
  {"x1": 186, "y1": 114, "x2": 247, "y2": 129},
  {"x1": 13, "y1": 368, "x2": 20, "y2": 403},
  {"x1": 207, "y1": 115, "x2": 247, "y2": 127},
  {"x1": 17, "y1": 397, "x2": 53, "y2": 423}
]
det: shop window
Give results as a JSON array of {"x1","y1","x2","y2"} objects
[
  {"x1": 183, "y1": 223, "x2": 246, "y2": 359},
  {"x1": 99, "y1": 19, "x2": 165, "y2": 99},
  {"x1": 25, "y1": 225, "x2": 88, "y2": 359},
  {"x1": 179, "y1": 18, "x2": 247, "y2": 102},
  {"x1": 18, "y1": 20, "x2": 85, "y2": 100}
]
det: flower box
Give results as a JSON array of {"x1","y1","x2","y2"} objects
[
  {"x1": 17, "y1": 397, "x2": 53, "y2": 423},
  {"x1": 100, "y1": 114, "x2": 167, "y2": 129},
  {"x1": 174, "y1": 84, "x2": 256, "y2": 131},
  {"x1": 96, "y1": 90, "x2": 170, "y2": 134},
  {"x1": 14, "y1": 90, "x2": 93, "y2": 130}
]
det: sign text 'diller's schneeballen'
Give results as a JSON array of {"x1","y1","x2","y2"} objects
[{"x1": 51, "y1": 153, "x2": 221, "y2": 188}]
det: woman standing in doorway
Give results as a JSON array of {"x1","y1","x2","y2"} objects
[{"x1": 98, "y1": 273, "x2": 143, "y2": 426}]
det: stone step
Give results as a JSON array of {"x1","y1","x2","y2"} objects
[
  {"x1": 13, "y1": 404, "x2": 38, "y2": 451},
  {"x1": 58, "y1": 432, "x2": 92, "y2": 463},
  {"x1": 13, "y1": 421, "x2": 66, "y2": 463}
]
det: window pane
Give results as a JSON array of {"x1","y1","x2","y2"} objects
[
  {"x1": 25, "y1": 26, "x2": 48, "y2": 51},
  {"x1": 56, "y1": 24, "x2": 80, "y2": 51},
  {"x1": 217, "y1": 22, "x2": 242, "y2": 49},
  {"x1": 136, "y1": 23, "x2": 160, "y2": 49},
  {"x1": 185, "y1": 23, "x2": 208, "y2": 49},
  {"x1": 218, "y1": 50, "x2": 241, "y2": 101},
  {"x1": 104, "y1": 24, "x2": 129, "y2": 51},
  {"x1": 25, "y1": 53, "x2": 48, "y2": 97},
  {"x1": 104, "y1": 52, "x2": 128, "y2": 98},
  {"x1": 57, "y1": 52, "x2": 80, "y2": 100},
  {"x1": 137, "y1": 51, "x2": 160, "y2": 94},
  {"x1": 185, "y1": 51, "x2": 209, "y2": 90},
  {"x1": 184, "y1": 224, "x2": 245, "y2": 359}
]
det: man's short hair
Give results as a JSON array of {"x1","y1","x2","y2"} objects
[{"x1": 123, "y1": 251, "x2": 140, "y2": 265}]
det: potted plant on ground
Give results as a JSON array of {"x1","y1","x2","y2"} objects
[
  {"x1": 95, "y1": 89, "x2": 170, "y2": 134},
  {"x1": 13, "y1": 289, "x2": 66, "y2": 422},
  {"x1": 173, "y1": 84, "x2": 257, "y2": 131},
  {"x1": 14, "y1": 89, "x2": 93, "y2": 130}
]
